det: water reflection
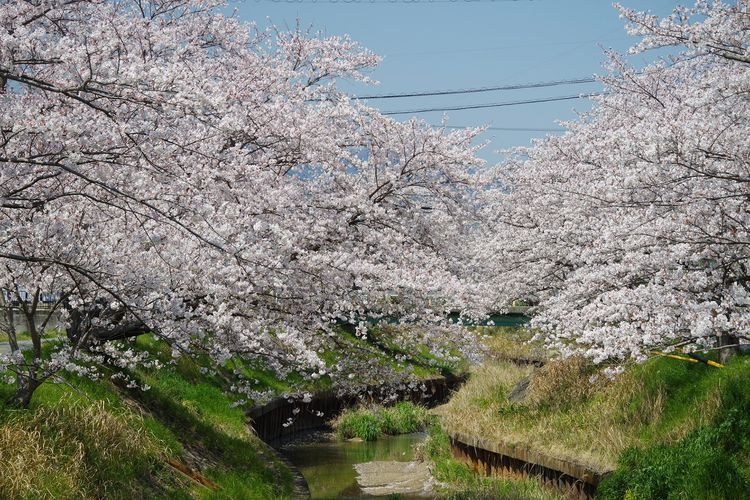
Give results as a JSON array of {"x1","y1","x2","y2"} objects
[{"x1": 280, "y1": 431, "x2": 425, "y2": 498}]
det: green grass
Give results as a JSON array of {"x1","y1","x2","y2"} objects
[
  {"x1": 0, "y1": 380, "x2": 181, "y2": 499},
  {"x1": 597, "y1": 360, "x2": 750, "y2": 499},
  {"x1": 439, "y1": 328, "x2": 750, "y2": 498},
  {"x1": 332, "y1": 401, "x2": 433, "y2": 441},
  {"x1": 0, "y1": 323, "x2": 477, "y2": 499},
  {"x1": 0, "y1": 336, "x2": 294, "y2": 499},
  {"x1": 329, "y1": 324, "x2": 470, "y2": 383},
  {"x1": 2, "y1": 329, "x2": 64, "y2": 343},
  {"x1": 477, "y1": 326, "x2": 550, "y2": 364},
  {"x1": 417, "y1": 424, "x2": 561, "y2": 499}
]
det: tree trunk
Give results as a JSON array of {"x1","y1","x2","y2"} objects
[
  {"x1": 719, "y1": 333, "x2": 739, "y2": 365},
  {"x1": 6, "y1": 377, "x2": 42, "y2": 408}
]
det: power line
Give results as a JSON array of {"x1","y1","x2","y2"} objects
[
  {"x1": 356, "y1": 76, "x2": 596, "y2": 100},
  {"x1": 440, "y1": 125, "x2": 565, "y2": 132},
  {"x1": 257, "y1": 0, "x2": 537, "y2": 3},
  {"x1": 382, "y1": 92, "x2": 603, "y2": 115}
]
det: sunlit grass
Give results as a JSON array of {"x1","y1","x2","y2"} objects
[
  {"x1": 440, "y1": 345, "x2": 750, "y2": 471},
  {"x1": 0, "y1": 382, "x2": 181, "y2": 499},
  {"x1": 332, "y1": 401, "x2": 433, "y2": 441},
  {"x1": 478, "y1": 326, "x2": 550, "y2": 363},
  {"x1": 0, "y1": 335, "x2": 295, "y2": 499}
]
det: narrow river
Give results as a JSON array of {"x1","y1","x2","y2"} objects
[{"x1": 279, "y1": 431, "x2": 429, "y2": 498}]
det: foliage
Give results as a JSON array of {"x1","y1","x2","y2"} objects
[
  {"x1": 524, "y1": 356, "x2": 597, "y2": 410},
  {"x1": 380, "y1": 401, "x2": 432, "y2": 435},
  {"x1": 0, "y1": 344, "x2": 294, "y2": 499},
  {"x1": 479, "y1": 326, "x2": 549, "y2": 364},
  {"x1": 332, "y1": 401, "x2": 432, "y2": 441},
  {"x1": 334, "y1": 408, "x2": 383, "y2": 441},
  {"x1": 598, "y1": 357, "x2": 750, "y2": 498},
  {"x1": 0, "y1": 0, "x2": 488, "y2": 407},
  {"x1": 441, "y1": 347, "x2": 750, "y2": 478},
  {"x1": 598, "y1": 409, "x2": 750, "y2": 499},
  {"x1": 0, "y1": 388, "x2": 175, "y2": 499},
  {"x1": 484, "y1": 0, "x2": 750, "y2": 363}
]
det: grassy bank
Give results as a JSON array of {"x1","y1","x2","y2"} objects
[
  {"x1": 0, "y1": 323, "x2": 470, "y2": 498},
  {"x1": 330, "y1": 401, "x2": 559, "y2": 498},
  {"x1": 438, "y1": 328, "x2": 750, "y2": 498},
  {"x1": 0, "y1": 337, "x2": 294, "y2": 499}
]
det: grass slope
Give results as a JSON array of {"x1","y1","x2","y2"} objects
[
  {"x1": 439, "y1": 328, "x2": 750, "y2": 498},
  {"x1": 0, "y1": 324, "x2": 467, "y2": 499},
  {"x1": 0, "y1": 337, "x2": 293, "y2": 499}
]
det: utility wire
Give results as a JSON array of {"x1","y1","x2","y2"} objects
[
  {"x1": 382, "y1": 92, "x2": 604, "y2": 115},
  {"x1": 387, "y1": 38, "x2": 628, "y2": 57},
  {"x1": 440, "y1": 125, "x2": 565, "y2": 132},
  {"x1": 259, "y1": 0, "x2": 537, "y2": 3},
  {"x1": 356, "y1": 77, "x2": 596, "y2": 100}
]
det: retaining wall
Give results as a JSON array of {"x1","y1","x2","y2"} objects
[
  {"x1": 447, "y1": 429, "x2": 611, "y2": 499},
  {"x1": 249, "y1": 374, "x2": 464, "y2": 443}
]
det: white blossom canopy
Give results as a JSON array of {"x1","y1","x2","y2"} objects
[
  {"x1": 0, "y1": 0, "x2": 488, "y2": 400},
  {"x1": 486, "y1": 0, "x2": 750, "y2": 365}
]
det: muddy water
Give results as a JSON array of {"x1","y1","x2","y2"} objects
[{"x1": 279, "y1": 431, "x2": 430, "y2": 498}]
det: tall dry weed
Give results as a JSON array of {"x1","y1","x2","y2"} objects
[
  {"x1": 0, "y1": 396, "x2": 167, "y2": 498},
  {"x1": 0, "y1": 419, "x2": 86, "y2": 498},
  {"x1": 525, "y1": 356, "x2": 598, "y2": 410}
]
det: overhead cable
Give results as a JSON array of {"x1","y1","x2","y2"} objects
[
  {"x1": 356, "y1": 77, "x2": 596, "y2": 100},
  {"x1": 260, "y1": 0, "x2": 537, "y2": 3},
  {"x1": 382, "y1": 92, "x2": 604, "y2": 115},
  {"x1": 440, "y1": 125, "x2": 565, "y2": 132}
]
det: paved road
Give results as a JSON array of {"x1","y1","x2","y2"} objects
[{"x1": 0, "y1": 338, "x2": 63, "y2": 354}]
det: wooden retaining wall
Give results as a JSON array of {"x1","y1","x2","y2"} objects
[
  {"x1": 248, "y1": 374, "x2": 464, "y2": 443},
  {"x1": 447, "y1": 430, "x2": 611, "y2": 499}
]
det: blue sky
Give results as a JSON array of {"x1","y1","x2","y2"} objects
[{"x1": 230, "y1": 0, "x2": 682, "y2": 163}]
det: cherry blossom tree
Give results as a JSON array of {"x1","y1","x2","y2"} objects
[
  {"x1": 0, "y1": 0, "x2": 487, "y2": 406},
  {"x1": 488, "y1": 0, "x2": 750, "y2": 367}
]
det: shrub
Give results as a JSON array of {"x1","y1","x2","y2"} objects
[
  {"x1": 332, "y1": 402, "x2": 432, "y2": 441},
  {"x1": 525, "y1": 356, "x2": 596, "y2": 410},
  {"x1": 380, "y1": 402, "x2": 431, "y2": 435},
  {"x1": 333, "y1": 408, "x2": 382, "y2": 441}
]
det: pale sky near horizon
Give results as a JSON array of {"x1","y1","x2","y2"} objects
[{"x1": 230, "y1": 0, "x2": 683, "y2": 164}]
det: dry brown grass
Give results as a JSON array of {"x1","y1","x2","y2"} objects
[
  {"x1": 440, "y1": 358, "x2": 643, "y2": 470},
  {"x1": 0, "y1": 421, "x2": 85, "y2": 498},
  {"x1": 525, "y1": 356, "x2": 596, "y2": 409},
  {"x1": 439, "y1": 351, "x2": 745, "y2": 473},
  {"x1": 480, "y1": 327, "x2": 550, "y2": 363},
  {"x1": 0, "y1": 396, "x2": 168, "y2": 499}
]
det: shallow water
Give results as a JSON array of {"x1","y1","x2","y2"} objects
[{"x1": 279, "y1": 431, "x2": 427, "y2": 498}]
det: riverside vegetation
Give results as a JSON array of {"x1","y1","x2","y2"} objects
[
  {"x1": 4, "y1": 326, "x2": 750, "y2": 499},
  {"x1": 0, "y1": 325, "x2": 464, "y2": 499},
  {"x1": 439, "y1": 327, "x2": 750, "y2": 498},
  {"x1": 331, "y1": 401, "x2": 559, "y2": 498},
  {"x1": 334, "y1": 327, "x2": 750, "y2": 498},
  {"x1": 332, "y1": 401, "x2": 432, "y2": 441},
  {"x1": 0, "y1": 334, "x2": 295, "y2": 499}
]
